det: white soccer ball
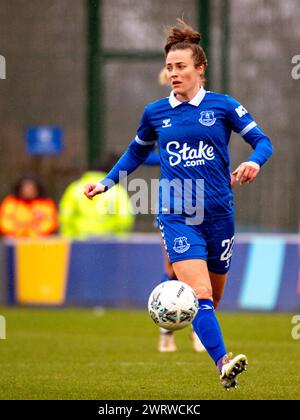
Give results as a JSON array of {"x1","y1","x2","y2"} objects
[{"x1": 148, "y1": 280, "x2": 198, "y2": 331}]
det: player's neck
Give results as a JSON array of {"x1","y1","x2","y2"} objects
[{"x1": 175, "y1": 86, "x2": 202, "y2": 103}]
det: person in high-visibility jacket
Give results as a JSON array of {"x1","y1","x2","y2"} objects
[
  {"x1": 0, "y1": 176, "x2": 58, "y2": 238},
  {"x1": 59, "y1": 154, "x2": 134, "y2": 239}
]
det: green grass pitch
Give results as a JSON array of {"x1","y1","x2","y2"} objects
[{"x1": 0, "y1": 307, "x2": 299, "y2": 400}]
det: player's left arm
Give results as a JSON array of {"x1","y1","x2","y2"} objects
[{"x1": 226, "y1": 96, "x2": 273, "y2": 186}]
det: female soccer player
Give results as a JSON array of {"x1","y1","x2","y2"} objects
[
  {"x1": 84, "y1": 19, "x2": 273, "y2": 389},
  {"x1": 146, "y1": 69, "x2": 205, "y2": 353}
]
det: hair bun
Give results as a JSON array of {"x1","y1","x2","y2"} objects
[{"x1": 165, "y1": 18, "x2": 201, "y2": 54}]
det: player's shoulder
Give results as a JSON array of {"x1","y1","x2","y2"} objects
[
  {"x1": 205, "y1": 91, "x2": 244, "y2": 116},
  {"x1": 206, "y1": 90, "x2": 240, "y2": 106},
  {"x1": 144, "y1": 96, "x2": 171, "y2": 115}
]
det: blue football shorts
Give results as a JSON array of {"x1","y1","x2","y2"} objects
[{"x1": 157, "y1": 213, "x2": 235, "y2": 274}]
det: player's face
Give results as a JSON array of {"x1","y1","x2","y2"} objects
[{"x1": 165, "y1": 49, "x2": 204, "y2": 101}]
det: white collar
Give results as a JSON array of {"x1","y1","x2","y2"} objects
[{"x1": 169, "y1": 86, "x2": 206, "y2": 108}]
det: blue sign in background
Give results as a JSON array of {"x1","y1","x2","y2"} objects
[
  {"x1": 5, "y1": 235, "x2": 300, "y2": 311},
  {"x1": 26, "y1": 126, "x2": 63, "y2": 155}
]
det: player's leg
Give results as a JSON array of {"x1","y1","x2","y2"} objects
[
  {"x1": 190, "y1": 270, "x2": 229, "y2": 351},
  {"x1": 159, "y1": 245, "x2": 205, "y2": 352},
  {"x1": 173, "y1": 259, "x2": 247, "y2": 389},
  {"x1": 172, "y1": 259, "x2": 227, "y2": 363},
  {"x1": 158, "y1": 214, "x2": 247, "y2": 388},
  {"x1": 205, "y1": 216, "x2": 248, "y2": 388},
  {"x1": 163, "y1": 243, "x2": 177, "y2": 279},
  {"x1": 158, "y1": 215, "x2": 220, "y2": 357},
  {"x1": 209, "y1": 272, "x2": 227, "y2": 309}
]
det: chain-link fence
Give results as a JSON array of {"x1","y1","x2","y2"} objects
[{"x1": 0, "y1": 0, "x2": 299, "y2": 232}]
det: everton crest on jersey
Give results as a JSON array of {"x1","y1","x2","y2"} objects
[{"x1": 199, "y1": 110, "x2": 216, "y2": 126}]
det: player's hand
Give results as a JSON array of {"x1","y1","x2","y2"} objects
[
  {"x1": 232, "y1": 161, "x2": 260, "y2": 185},
  {"x1": 84, "y1": 183, "x2": 107, "y2": 200}
]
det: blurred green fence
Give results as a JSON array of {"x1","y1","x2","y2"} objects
[{"x1": 0, "y1": 0, "x2": 299, "y2": 232}]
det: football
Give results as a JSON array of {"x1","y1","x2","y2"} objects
[{"x1": 148, "y1": 280, "x2": 198, "y2": 331}]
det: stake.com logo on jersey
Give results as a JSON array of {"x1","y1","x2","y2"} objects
[{"x1": 166, "y1": 140, "x2": 215, "y2": 168}]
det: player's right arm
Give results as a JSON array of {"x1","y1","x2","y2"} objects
[
  {"x1": 84, "y1": 106, "x2": 157, "y2": 200},
  {"x1": 143, "y1": 148, "x2": 160, "y2": 166},
  {"x1": 84, "y1": 182, "x2": 107, "y2": 200}
]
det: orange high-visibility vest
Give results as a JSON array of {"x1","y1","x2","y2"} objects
[{"x1": 0, "y1": 195, "x2": 58, "y2": 238}]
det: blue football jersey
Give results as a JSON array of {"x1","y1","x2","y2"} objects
[
  {"x1": 101, "y1": 87, "x2": 273, "y2": 220},
  {"x1": 134, "y1": 87, "x2": 271, "y2": 218}
]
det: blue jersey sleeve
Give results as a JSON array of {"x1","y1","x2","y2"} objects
[
  {"x1": 143, "y1": 149, "x2": 160, "y2": 166},
  {"x1": 135, "y1": 106, "x2": 158, "y2": 145},
  {"x1": 226, "y1": 96, "x2": 273, "y2": 166},
  {"x1": 100, "y1": 107, "x2": 158, "y2": 189}
]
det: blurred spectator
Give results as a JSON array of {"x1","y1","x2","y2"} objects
[
  {"x1": 0, "y1": 176, "x2": 58, "y2": 238},
  {"x1": 59, "y1": 153, "x2": 134, "y2": 239}
]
